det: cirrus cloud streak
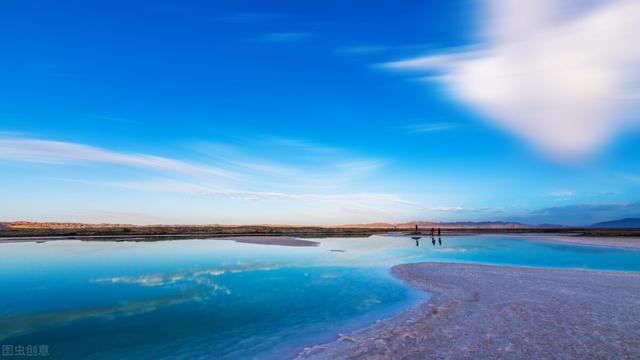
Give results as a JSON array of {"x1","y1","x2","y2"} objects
[{"x1": 0, "y1": 137, "x2": 234, "y2": 178}]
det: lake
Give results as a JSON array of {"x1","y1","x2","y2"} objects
[{"x1": 1, "y1": 235, "x2": 639, "y2": 359}]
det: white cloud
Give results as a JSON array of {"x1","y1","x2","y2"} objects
[
  {"x1": 428, "y1": 206, "x2": 498, "y2": 213},
  {"x1": 91, "y1": 178, "x2": 417, "y2": 209},
  {"x1": 0, "y1": 136, "x2": 234, "y2": 178},
  {"x1": 384, "y1": 0, "x2": 640, "y2": 161},
  {"x1": 2, "y1": 134, "x2": 419, "y2": 222},
  {"x1": 401, "y1": 122, "x2": 459, "y2": 133},
  {"x1": 549, "y1": 190, "x2": 574, "y2": 198},
  {"x1": 192, "y1": 137, "x2": 387, "y2": 190},
  {"x1": 262, "y1": 136, "x2": 339, "y2": 154}
]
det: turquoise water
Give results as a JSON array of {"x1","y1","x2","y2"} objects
[{"x1": 1, "y1": 235, "x2": 639, "y2": 359}]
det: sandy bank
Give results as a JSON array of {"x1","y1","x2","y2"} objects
[
  {"x1": 539, "y1": 235, "x2": 640, "y2": 250},
  {"x1": 213, "y1": 236, "x2": 320, "y2": 247},
  {"x1": 297, "y1": 263, "x2": 640, "y2": 359}
]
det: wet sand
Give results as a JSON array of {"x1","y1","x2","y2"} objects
[
  {"x1": 217, "y1": 236, "x2": 320, "y2": 247},
  {"x1": 540, "y1": 235, "x2": 640, "y2": 250},
  {"x1": 297, "y1": 263, "x2": 640, "y2": 359}
]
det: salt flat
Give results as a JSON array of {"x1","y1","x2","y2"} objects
[{"x1": 298, "y1": 262, "x2": 640, "y2": 359}]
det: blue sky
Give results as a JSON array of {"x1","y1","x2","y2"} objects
[{"x1": 1, "y1": 0, "x2": 639, "y2": 225}]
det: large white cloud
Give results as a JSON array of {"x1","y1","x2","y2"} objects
[{"x1": 386, "y1": 0, "x2": 640, "y2": 160}]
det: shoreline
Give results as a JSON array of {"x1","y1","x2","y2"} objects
[
  {"x1": 4, "y1": 232, "x2": 639, "y2": 254},
  {"x1": 2, "y1": 226, "x2": 640, "y2": 239},
  {"x1": 531, "y1": 235, "x2": 640, "y2": 250},
  {"x1": 0, "y1": 235, "x2": 320, "y2": 247},
  {"x1": 296, "y1": 263, "x2": 640, "y2": 359}
]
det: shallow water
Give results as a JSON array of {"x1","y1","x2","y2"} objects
[{"x1": 1, "y1": 235, "x2": 639, "y2": 359}]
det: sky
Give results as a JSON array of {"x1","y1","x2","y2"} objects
[{"x1": 1, "y1": 0, "x2": 640, "y2": 226}]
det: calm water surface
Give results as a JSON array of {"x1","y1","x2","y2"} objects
[{"x1": 1, "y1": 235, "x2": 639, "y2": 359}]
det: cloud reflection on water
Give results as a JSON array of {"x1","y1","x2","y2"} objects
[{"x1": 0, "y1": 263, "x2": 285, "y2": 340}]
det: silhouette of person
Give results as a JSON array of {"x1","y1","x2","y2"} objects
[
  {"x1": 431, "y1": 227, "x2": 435, "y2": 236},
  {"x1": 431, "y1": 236, "x2": 436, "y2": 246},
  {"x1": 438, "y1": 237, "x2": 442, "y2": 246},
  {"x1": 438, "y1": 227, "x2": 441, "y2": 236}
]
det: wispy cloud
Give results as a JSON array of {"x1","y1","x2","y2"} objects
[
  {"x1": 257, "y1": 32, "x2": 311, "y2": 43},
  {"x1": 428, "y1": 206, "x2": 500, "y2": 213},
  {"x1": 0, "y1": 131, "x2": 419, "y2": 218},
  {"x1": 401, "y1": 122, "x2": 460, "y2": 134},
  {"x1": 3, "y1": 133, "x2": 420, "y2": 222},
  {"x1": 0, "y1": 136, "x2": 234, "y2": 178},
  {"x1": 88, "y1": 114, "x2": 135, "y2": 124},
  {"x1": 506, "y1": 201, "x2": 640, "y2": 226},
  {"x1": 0, "y1": 130, "x2": 24, "y2": 136},
  {"x1": 383, "y1": 0, "x2": 640, "y2": 161},
  {"x1": 624, "y1": 175, "x2": 640, "y2": 183},
  {"x1": 192, "y1": 136, "x2": 387, "y2": 189},
  {"x1": 64, "y1": 209, "x2": 173, "y2": 224},
  {"x1": 82, "y1": 178, "x2": 417, "y2": 209},
  {"x1": 263, "y1": 136, "x2": 338, "y2": 154},
  {"x1": 385, "y1": 53, "x2": 467, "y2": 71},
  {"x1": 335, "y1": 45, "x2": 390, "y2": 55},
  {"x1": 549, "y1": 190, "x2": 574, "y2": 198}
]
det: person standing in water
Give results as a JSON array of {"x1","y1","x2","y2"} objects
[{"x1": 438, "y1": 227, "x2": 441, "y2": 236}]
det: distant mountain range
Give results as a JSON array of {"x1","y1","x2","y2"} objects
[
  {"x1": 341, "y1": 221, "x2": 561, "y2": 229},
  {"x1": 0, "y1": 220, "x2": 557, "y2": 229},
  {"x1": 2, "y1": 218, "x2": 639, "y2": 229},
  {"x1": 0, "y1": 221, "x2": 228, "y2": 229},
  {"x1": 589, "y1": 218, "x2": 640, "y2": 229}
]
